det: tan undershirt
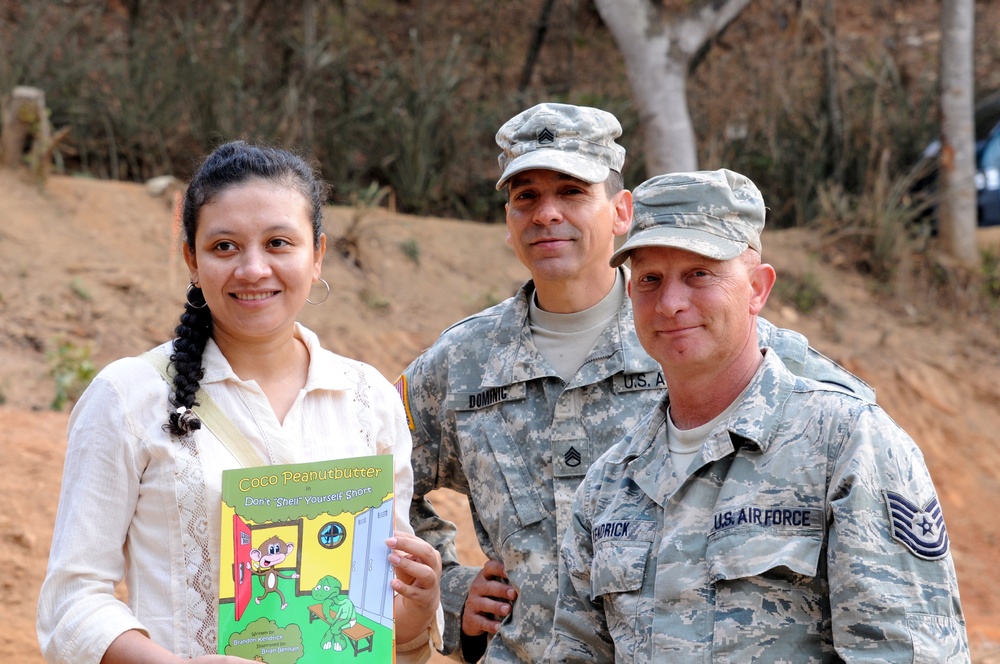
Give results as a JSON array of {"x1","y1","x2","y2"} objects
[
  {"x1": 667, "y1": 357, "x2": 767, "y2": 474},
  {"x1": 528, "y1": 271, "x2": 625, "y2": 382}
]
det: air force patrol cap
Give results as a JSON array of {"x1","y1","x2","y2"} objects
[
  {"x1": 610, "y1": 168, "x2": 765, "y2": 267},
  {"x1": 495, "y1": 102, "x2": 626, "y2": 190}
]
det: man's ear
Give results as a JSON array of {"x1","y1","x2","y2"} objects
[
  {"x1": 612, "y1": 189, "x2": 633, "y2": 238},
  {"x1": 749, "y1": 262, "x2": 776, "y2": 315}
]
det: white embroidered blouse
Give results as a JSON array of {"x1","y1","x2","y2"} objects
[{"x1": 37, "y1": 324, "x2": 439, "y2": 663}]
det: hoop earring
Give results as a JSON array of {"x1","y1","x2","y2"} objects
[
  {"x1": 307, "y1": 277, "x2": 331, "y2": 305},
  {"x1": 186, "y1": 282, "x2": 208, "y2": 309}
]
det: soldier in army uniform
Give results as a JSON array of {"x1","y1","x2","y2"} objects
[
  {"x1": 547, "y1": 169, "x2": 969, "y2": 662},
  {"x1": 395, "y1": 104, "x2": 873, "y2": 663}
]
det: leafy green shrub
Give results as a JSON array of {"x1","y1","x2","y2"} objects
[
  {"x1": 332, "y1": 182, "x2": 393, "y2": 270},
  {"x1": 400, "y1": 239, "x2": 421, "y2": 265},
  {"x1": 48, "y1": 339, "x2": 96, "y2": 411},
  {"x1": 704, "y1": 18, "x2": 937, "y2": 231},
  {"x1": 365, "y1": 33, "x2": 464, "y2": 216},
  {"x1": 981, "y1": 247, "x2": 1000, "y2": 306},
  {"x1": 773, "y1": 270, "x2": 828, "y2": 315},
  {"x1": 70, "y1": 277, "x2": 91, "y2": 301},
  {"x1": 808, "y1": 150, "x2": 933, "y2": 285},
  {"x1": 360, "y1": 288, "x2": 390, "y2": 311}
]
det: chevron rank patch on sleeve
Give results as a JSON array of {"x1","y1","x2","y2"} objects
[{"x1": 883, "y1": 489, "x2": 950, "y2": 560}]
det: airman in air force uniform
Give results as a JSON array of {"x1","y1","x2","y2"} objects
[{"x1": 546, "y1": 169, "x2": 969, "y2": 663}]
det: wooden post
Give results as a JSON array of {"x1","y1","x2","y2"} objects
[
  {"x1": 1, "y1": 86, "x2": 70, "y2": 185},
  {"x1": 1, "y1": 86, "x2": 51, "y2": 169}
]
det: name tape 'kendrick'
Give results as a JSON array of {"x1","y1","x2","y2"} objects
[{"x1": 592, "y1": 520, "x2": 656, "y2": 545}]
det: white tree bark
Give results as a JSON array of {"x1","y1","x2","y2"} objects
[
  {"x1": 938, "y1": 0, "x2": 979, "y2": 266},
  {"x1": 595, "y1": 0, "x2": 752, "y2": 176}
]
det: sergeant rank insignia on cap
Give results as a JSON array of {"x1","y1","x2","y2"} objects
[
  {"x1": 883, "y1": 490, "x2": 950, "y2": 560},
  {"x1": 538, "y1": 127, "x2": 555, "y2": 143}
]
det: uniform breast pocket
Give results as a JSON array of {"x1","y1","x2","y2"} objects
[
  {"x1": 456, "y1": 410, "x2": 547, "y2": 547},
  {"x1": 591, "y1": 536, "x2": 653, "y2": 645},
  {"x1": 707, "y1": 529, "x2": 829, "y2": 659}
]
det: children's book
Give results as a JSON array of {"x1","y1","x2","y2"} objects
[{"x1": 218, "y1": 455, "x2": 396, "y2": 663}]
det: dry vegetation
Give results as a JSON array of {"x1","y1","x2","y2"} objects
[
  {"x1": 3, "y1": 1, "x2": 1000, "y2": 662},
  {"x1": 2, "y1": 0, "x2": 998, "y2": 224}
]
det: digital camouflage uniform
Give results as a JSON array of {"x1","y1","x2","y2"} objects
[
  {"x1": 547, "y1": 349, "x2": 968, "y2": 663},
  {"x1": 396, "y1": 275, "x2": 875, "y2": 663}
]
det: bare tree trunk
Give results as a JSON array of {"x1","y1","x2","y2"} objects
[
  {"x1": 519, "y1": 0, "x2": 557, "y2": 92},
  {"x1": 822, "y1": 0, "x2": 845, "y2": 184},
  {"x1": 938, "y1": 0, "x2": 979, "y2": 266},
  {"x1": 303, "y1": 0, "x2": 317, "y2": 150},
  {"x1": 595, "y1": 0, "x2": 694, "y2": 175},
  {"x1": 595, "y1": 0, "x2": 752, "y2": 177}
]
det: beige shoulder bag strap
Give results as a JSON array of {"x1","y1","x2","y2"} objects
[{"x1": 141, "y1": 351, "x2": 266, "y2": 468}]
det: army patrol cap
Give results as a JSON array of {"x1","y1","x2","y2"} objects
[
  {"x1": 610, "y1": 168, "x2": 765, "y2": 267},
  {"x1": 495, "y1": 102, "x2": 626, "y2": 190}
]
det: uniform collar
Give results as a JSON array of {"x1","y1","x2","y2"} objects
[
  {"x1": 700, "y1": 349, "x2": 796, "y2": 457},
  {"x1": 481, "y1": 268, "x2": 660, "y2": 387},
  {"x1": 621, "y1": 350, "x2": 797, "y2": 506}
]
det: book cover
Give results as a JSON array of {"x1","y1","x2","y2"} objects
[{"x1": 218, "y1": 455, "x2": 396, "y2": 663}]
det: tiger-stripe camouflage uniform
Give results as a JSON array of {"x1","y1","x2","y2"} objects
[
  {"x1": 396, "y1": 277, "x2": 875, "y2": 663},
  {"x1": 547, "y1": 349, "x2": 968, "y2": 662}
]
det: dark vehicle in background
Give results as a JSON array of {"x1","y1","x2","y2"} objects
[
  {"x1": 974, "y1": 120, "x2": 1000, "y2": 226},
  {"x1": 915, "y1": 92, "x2": 1000, "y2": 228}
]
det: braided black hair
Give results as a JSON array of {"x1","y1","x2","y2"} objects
[{"x1": 164, "y1": 140, "x2": 328, "y2": 436}]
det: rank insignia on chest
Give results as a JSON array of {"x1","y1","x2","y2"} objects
[{"x1": 883, "y1": 490, "x2": 950, "y2": 560}]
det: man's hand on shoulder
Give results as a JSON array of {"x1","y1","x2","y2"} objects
[{"x1": 461, "y1": 559, "x2": 518, "y2": 637}]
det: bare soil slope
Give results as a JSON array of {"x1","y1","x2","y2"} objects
[{"x1": 2, "y1": 170, "x2": 999, "y2": 661}]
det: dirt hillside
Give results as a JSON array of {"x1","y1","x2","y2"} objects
[{"x1": 1, "y1": 169, "x2": 999, "y2": 662}]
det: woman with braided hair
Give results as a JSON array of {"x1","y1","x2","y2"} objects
[{"x1": 37, "y1": 141, "x2": 442, "y2": 664}]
